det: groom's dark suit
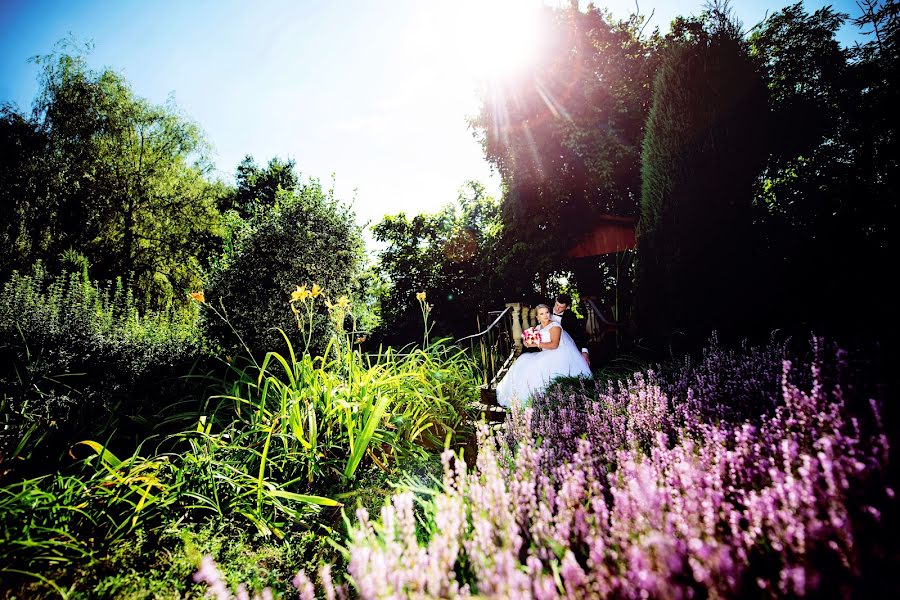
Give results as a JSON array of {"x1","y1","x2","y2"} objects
[{"x1": 553, "y1": 310, "x2": 589, "y2": 356}]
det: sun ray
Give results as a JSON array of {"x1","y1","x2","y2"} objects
[{"x1": 534, "y1": 77, "x2": 572, "y2": 122}]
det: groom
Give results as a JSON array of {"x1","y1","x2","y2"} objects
[{"x1": 551, "y1": 293, "x2": 590, "y2": 367}]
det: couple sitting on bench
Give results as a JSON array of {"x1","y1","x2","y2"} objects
[{"x1": 497, "y1": 294, "x2": 591, "y2": 408}]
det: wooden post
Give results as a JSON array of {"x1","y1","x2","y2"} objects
[{"x1": 584, "y1": 295, "x2": 597, "y2": 339}]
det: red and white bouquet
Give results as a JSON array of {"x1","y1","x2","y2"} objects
[{"x1": 522, "y1": 326, "x2": 540, "y2": 346}]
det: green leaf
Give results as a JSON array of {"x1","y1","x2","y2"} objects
[
  {"x1": 344, "y1": 393, "x2": 392, "y2": 480},
  {"x1": 265, "y1": 489, "x2": 341, "y2": 507}
]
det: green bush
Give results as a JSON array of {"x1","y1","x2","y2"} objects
[
  {"x1": 0, "y1": 265, "x2": 209, "y2": 469},
  {"x1": 204, "y1": 180, "x2": 364, "y2": 360}
]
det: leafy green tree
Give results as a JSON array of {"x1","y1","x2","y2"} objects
[
  {"x1": 0, "y1": 106, "x2": 52, "y2": 276},
  {"x1": 372, "y1": 181, "x2": 503, "y2": 343},
  {"x1": 750, "y1": 3, "x2": 849, "y2": 169},
  {"x1": 0, "y1": 43, "x2": 224, "y2": 308},
  {"x1": 221, "y1": 155, "x2": 300, "y2": 218},
  {"x1": 637, "y1": 9, "x2": 768, "y2": 344},
  {"x1": 749, "y1": 1, "x2": 898, "y2": 338},
  {"x1": 850, "y1": 0, "x2": 898, "y2": 273},
  {"x1": 204, "y1": 177, "x2": 364, "y2": 359},
  {"x1": 214, "y1": 155, "x2": 303, "y2": 279},
  {"x1": 473, "y1": 5, "x2": 659, "y2": 296}
]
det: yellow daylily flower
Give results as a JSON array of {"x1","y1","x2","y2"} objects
[
  {"x1": 326, "y1": 295, "x2": 351, "y2": 310},
  {"x1": 310, "y1": 283, "x2": 322, "y2": 298},
  {"x1": 190, "y1": 291, "x2": 205, "y2": 304},
  {"x1": 291, "y1": 285, "x2": 310, "y2": 302},
  {"x1": 416, "y1": 291, "x2": 426, "y2": 301}
]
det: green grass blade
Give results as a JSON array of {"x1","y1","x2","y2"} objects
[
  {"x1": 265, "y1": 489, "x2": 341, "y2": 507},
  {"x1": 344, "y1": 393, "x2": 391, "y2": 480}
]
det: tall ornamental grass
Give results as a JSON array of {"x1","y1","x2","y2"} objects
[
  {"x1": 168, "y1": 288, "x2": 477, "y2": 537},
  {"x1": 271, "y1": 337, "x2": 894, "y2": 598},
  {"x1": 1, "y1": 286, "x2": 480, "y2": 592}
]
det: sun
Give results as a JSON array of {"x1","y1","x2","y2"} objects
[
  {"x1": 464, "y1": 1, "x2": 546, "y2": 80},
  {"x1": 425, "y1": 0, "x2": 548, "y2": 84}
]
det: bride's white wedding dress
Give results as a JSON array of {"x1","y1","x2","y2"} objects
[{"x1": 496, "y1": 320, "x2": 592, "y2": 408}]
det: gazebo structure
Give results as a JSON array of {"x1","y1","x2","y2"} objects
[
  {"x1": 518, "y1": 213, "x2": 639, "y2": 353},
  {"x1": 566, "y1": 213, "x2": 637, "y2": 259},
  {"x1": 463, "y1": 213, "x2": 639, "y2": 418}
]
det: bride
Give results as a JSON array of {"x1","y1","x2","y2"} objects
[{"x1": 497, "y1": 303, "x2": 592, "y2": 408}]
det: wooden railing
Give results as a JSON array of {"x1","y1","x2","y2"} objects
[
  {"x1": 584, "y1": 298, "x2": 620, "y2": 350},
  {"x1": 455, "y1": 306, "x2": 516, "y2": 390}
]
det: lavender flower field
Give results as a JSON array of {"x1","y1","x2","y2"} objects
[{"x1": 247, "y1": 337, "x2": 895, "y2": 599}]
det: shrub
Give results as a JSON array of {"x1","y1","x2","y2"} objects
[
  {"x1": 204, "y1": 180, "x2": 364, "y2": 360},
  {"x1": 0, "y1": 265, "x2": 208, "y2": 470}
]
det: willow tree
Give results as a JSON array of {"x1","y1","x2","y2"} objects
[{"x1": 0, "y1": 43, "x2": 224, "y2": 308}]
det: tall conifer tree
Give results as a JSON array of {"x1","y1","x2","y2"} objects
[{"x1": 638, "y1": 16, "x2": 768, "y2": 344}]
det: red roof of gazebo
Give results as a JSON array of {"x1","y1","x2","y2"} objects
[{"x1": 566, "y1": 214, "x2": 638, "y2": 258}]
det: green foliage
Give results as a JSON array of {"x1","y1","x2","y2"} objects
[
  {"x1": 0, "y1": 42, "x2": 225, "y2": 309},
  {"x1": 637, "y1": 12, "x2": 768, "y2": 344},
  {"x1": 749, "y1": 3, "x2": 850, "y2": 167},
  {"x1": 204, "y1": 176, "x2": 364, "y2": 359},
  {"x1": 196, "y1": 329, "x2": 476, "y2": 527},
  {"x1": 83, "y1": 520, "x2": 330, "y2": 599},
  {"x1": 474, "y1": 5, "x2": 659, "y2": 293},
  {"x1": 747, "y1": 1, "x2": 899, "y2": 338},
  {"x1": 0, "y1": 299, "x2": 477, "y2": 593},
  {"x1": 372, "y1": 181, "x2": 503, "y2": 343},
  {"x1": 0, "y1": 472, "x2": 340, "y2": 598},
  {"x1": 0, "y1": 107, "x2": 48, "y2": 277},
  {"x1": 0, "y1": 397, "x2": 341, "y2": 593},
  {"x1": 0, "y1": 441, "x2": 183, "y2": 590},
  {"x1": 0, "y1": 265, "x2": 208, "y2": 468},
  {"x1": 2, "y1": 451, "x2": 445, "y2": 599},
  {"x1": 224, "y1": 155, "x2": 301, "y2": 218},
  {"x1": 346, "y1": 264, "x2": 385, "y2": 336}
]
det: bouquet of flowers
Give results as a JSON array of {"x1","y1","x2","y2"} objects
[{"x1": 522, "y1": 326, "x2": 540, "y2": 346}]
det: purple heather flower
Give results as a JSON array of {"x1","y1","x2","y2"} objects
[
  {"x1": 292, "y1": 570, "x2": 315, "y2": 600},
  {"x1": 194, "y1": 555, "x2": 232, "y2": 600},
  {"x1": 196, "y1": 337, "x2": 890, "y2": 599}
]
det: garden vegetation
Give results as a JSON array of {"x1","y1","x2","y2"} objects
[{"x1": 1, "y1": 1, "x2": 897, "y2": 597}]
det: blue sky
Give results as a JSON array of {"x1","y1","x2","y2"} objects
[{"x1": 0, "y1": 0, "x2": 866, "y2": 231}]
